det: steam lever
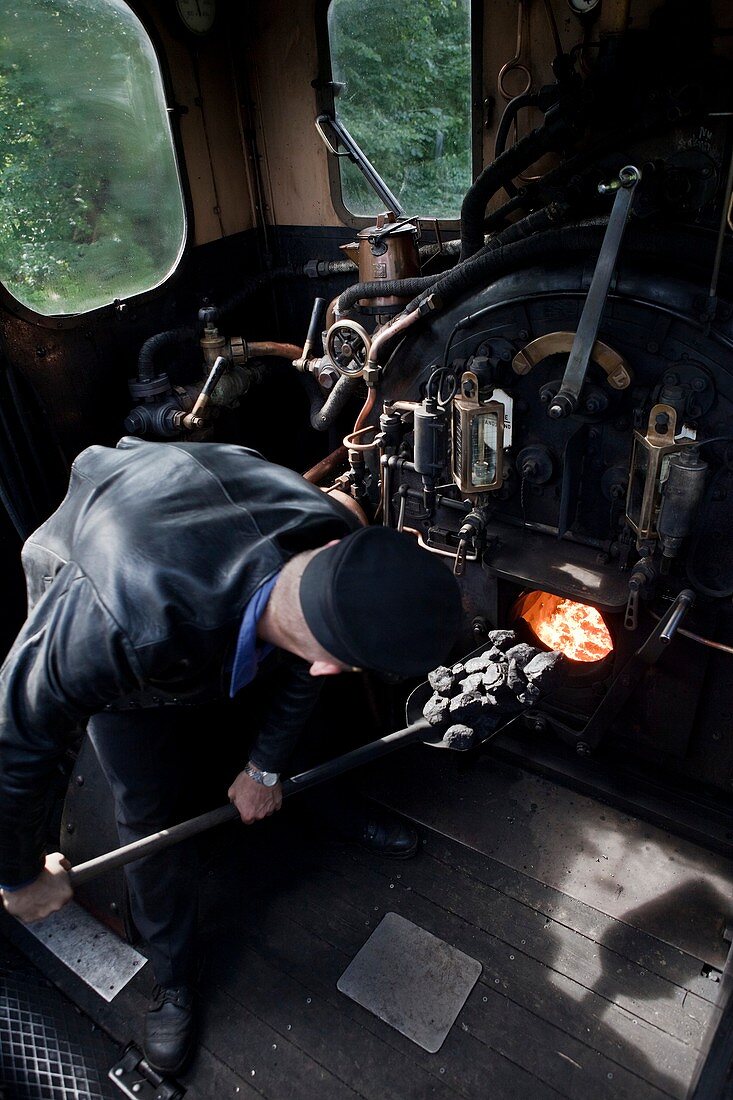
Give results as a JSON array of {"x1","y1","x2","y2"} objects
[
  {"x1": 294, "y1": 297, "x2": 326, "y2": 371},
  {"x1": 181, "y1": 355, "x2": 229, "y2": 430},
  {"x1": 549, "y1": 165, "x2": 641, "y2": 419}
]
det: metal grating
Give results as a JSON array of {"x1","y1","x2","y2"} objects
[{"x1": 0, "y1": 960, "x2": 120, "y2": 1100}]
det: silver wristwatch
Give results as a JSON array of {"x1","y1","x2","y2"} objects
[{"x1": 245, "y1": 761, "x2": 280, "y2": 787}]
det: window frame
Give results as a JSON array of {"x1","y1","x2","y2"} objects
[
  {"x1": 315, "y1": 0, "x2": 484, "y2": 230},
  {"x1": 0, "y1": 0, "x2": 192, "y2": 330}
]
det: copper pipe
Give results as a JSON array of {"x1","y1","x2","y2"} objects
[
  {"x1": 302, "y1": 445, "x2": 348, "y2": 484},
  {"x1": 353, "y1": 388, "x2": 377, "y2": 434},
  {"x1": 497, "y1": 0, "x2": 531, "y2": 101},
  {"x1": 246, "y1": 341, "x2": 303, "y2": 362},
  {"x1": 350, "y1": 309, "x2": 422, "y2": 480},
  {"x1": 402, "y1": 525, "x2": 479, "y2": 565},
  {"x1": 364, "y1": 308, "x2": 423, "y2": 382},
  {"x1": 343, "y1": 425, "x2": 380, "y2": 451},
  {"x1": 542, "y1": 0, "x2": 563, "y2": 59},
  {"x1": 326, "y1": 295, "x2": 340, "y2": 330},
  {"x1": 322, "y1": 487, "x2": 369, "y2": 527}
]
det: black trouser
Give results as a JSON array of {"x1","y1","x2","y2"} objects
[
  {"x1": 87, "y1": 705, "x2": 233, "y2": 988},
  {"x1": 86, "y1": 694, "x2": 366, "y2": 988}
]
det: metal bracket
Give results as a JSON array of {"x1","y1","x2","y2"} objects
[
  {"x1": 512, "y1": 332, "x2": 632, "y2": 390},
  {"x1": 109, "y1": 1045, "x2": 184, "y2": 1099}
]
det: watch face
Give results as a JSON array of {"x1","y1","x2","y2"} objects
[
  {"x1": 568, "y1": 0, "x2": 600, "y2": 13},
  {"x1": 175, "y1": 0, "x2": 216, "y2": 35}
]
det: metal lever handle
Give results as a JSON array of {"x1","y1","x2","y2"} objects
[
  {"x1": 294, "y1": 297, "x2": 326, "y2": 371},
  {"x1": 182, "y1": 355, "x2": 229, "y2": 429},
  {"x1": 314, "y1": 113, "x2": 405, "y2": 216},
  {"x1": 453, "y1": 535, "x2": 469, "y2": 576},
  {"x1": 305, "y1": 297, "x2": 326, "y2": 351},
  {"x1": 637, "y1": 588, "x2": 695, "y2": 662},
  {"x1": 314, "y1": 114, "x2": 350, "y2": 157},
  {"x1": 659, "y1": 589, "x2": 695, "y2": 644},
  {"x1": 624, "y1": 584, "x2": 639, "y2": 632},
  {"x1": 549, "y1": 165, "x2": 641, "y2": 419}
]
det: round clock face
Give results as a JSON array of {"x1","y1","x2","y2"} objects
[
  {"x1": 175, "y1": 0, "x2": 216, "y2": 35},
  {"x1": 568, "y1": 0, "x2": 601, "y2": 13}
]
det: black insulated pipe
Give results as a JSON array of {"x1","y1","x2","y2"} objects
[
  {"x1": 335, "y1": 272, "x2": 444, "y2": 318},
  {"x1": 137, "y1": 328, "x2": 197, "y2": 383},
  {"x1": 492, "y1": 92, "x2": 545, "y2": 199},
  {"x1": 459, "y1": 106, "x2": 580, "y2": 260},
  {"x1": 402, "y1": 202, "x2": 572, "y2": 316},
  {"x1": 305, "y1": 373, "x2": 362, "y2": 431}
]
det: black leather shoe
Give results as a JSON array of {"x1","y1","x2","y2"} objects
[
  {"x1": 144, "y1": 985, "x2": 195, "y2": 1076},
  {"x1": 358, "y1": 814, "x2": 419, "y2": 859}
]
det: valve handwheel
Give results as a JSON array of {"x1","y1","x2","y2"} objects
[{"x1": 325, "y1": 319, "x2": 372, "y2": 378}]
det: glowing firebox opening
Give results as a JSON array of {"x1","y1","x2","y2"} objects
[{"x1": 515, "y1": 591, "x2": 613, "y2": 663}]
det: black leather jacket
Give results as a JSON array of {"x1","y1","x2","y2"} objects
[{"x1": 0, "y1": 438, "x2": 358, "y2": 886}]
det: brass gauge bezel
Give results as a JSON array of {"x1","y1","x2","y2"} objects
[
  {"x1": 451, "y1": 370, "x2": 506, "y2": 495},
  {"x1": 625, "y1": 403, "x2": 696, "y2": 543}
]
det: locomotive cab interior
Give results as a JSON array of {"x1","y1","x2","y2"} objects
[{"x1": 3, "y1": 0, "x2": 733, "y2": 1096}]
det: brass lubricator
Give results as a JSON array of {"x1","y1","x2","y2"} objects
[{"x1": 339, "y1": 211, "x2": 421, "y2": 312}]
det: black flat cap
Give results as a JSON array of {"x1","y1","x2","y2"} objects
[{"x1": 300, "y1": 526, "x2": 462, "y2": 678}]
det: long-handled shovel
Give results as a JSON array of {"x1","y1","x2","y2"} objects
[{"x1": 68, "y1": 715, "x2": 462, "y2": 888}]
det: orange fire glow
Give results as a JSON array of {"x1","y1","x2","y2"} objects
[{"x1": 517, "y1": 591, "x2": 613, "y2": 663}]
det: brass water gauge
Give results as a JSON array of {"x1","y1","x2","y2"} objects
[
  {"x1": 451, "y1": 371, "x2": 506, "y2": 494},
  {"x1": 625, "y1": 403, "x2": 697, "y2": 544}
]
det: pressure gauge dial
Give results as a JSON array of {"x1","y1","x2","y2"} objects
[
  {"x1": 176, "y1": 0, "x2": 216, "y2": 36},
  {"x1": 568, "y1": 0, "x2": 601, "y2": 15}
]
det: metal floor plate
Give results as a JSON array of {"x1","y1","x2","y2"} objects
[
  {"x1": 337, "y1": 912, "x2": 482, "y2": 1053},
  {"x1": 24, "y1": 902, "x2": 146, "y2": 1002}
]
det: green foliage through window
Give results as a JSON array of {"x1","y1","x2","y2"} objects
[
  {"x1": 0, "y1": 0, "x2": 186, "y2": 317},
  {"x1": 328, "y1": 0, "x2": 472, "y2": 220}
]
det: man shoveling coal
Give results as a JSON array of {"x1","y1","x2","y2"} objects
[{"x1": 0, "y1": 437, "x2": 462, "y2": 1076}]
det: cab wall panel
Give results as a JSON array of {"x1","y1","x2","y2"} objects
[
  {"x1": 142, "y1": 3, "x2": 255, "y2": 244},
  {"x1": 236, "y1": 0, "x2": 348, "y2": 229}
]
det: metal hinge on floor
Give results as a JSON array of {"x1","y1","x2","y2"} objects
[{"x1": 109, "y1": 1045, "x2": 184, "y2": 1100}]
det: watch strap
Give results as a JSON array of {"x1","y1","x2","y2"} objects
[{"x1": 245, "y1": 762, "x2": 280, "y2": 787}]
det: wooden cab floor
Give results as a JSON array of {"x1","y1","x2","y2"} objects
[{"x1": 3, "y1": 747, "x2": 732, "y2": 1099}]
